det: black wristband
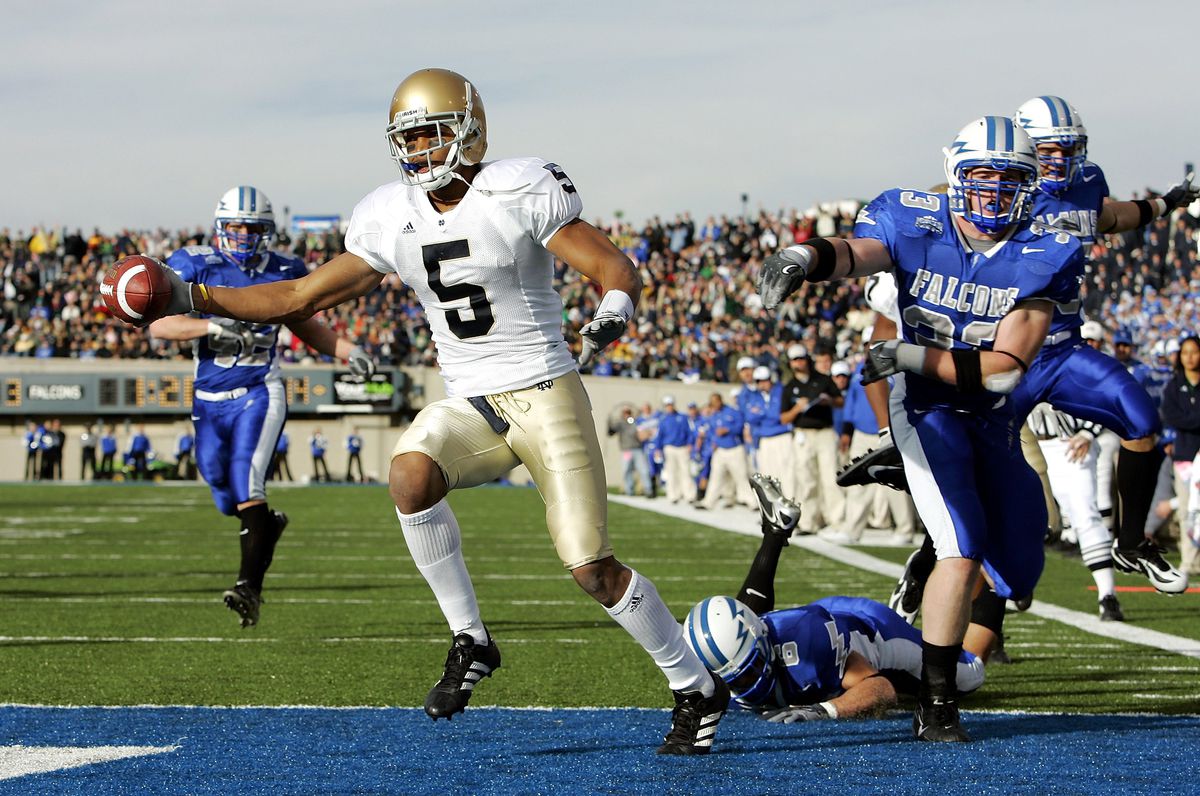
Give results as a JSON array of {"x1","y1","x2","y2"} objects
[
  {"x1": 1133, "y1": 199, "x2": 1156, "y2": 228},
  {"x1": 992, "y1": 349, "x2": 1028, "y2": 373},
  {"x1": 843, "y1": 239, "x2": 857, "y2": 276},
  {"x1": 803, "y1": 238, "x2": 837, "y2": 282},
  {"x1": 951, "y1": 348, "x2": 984, "y2": 394}
]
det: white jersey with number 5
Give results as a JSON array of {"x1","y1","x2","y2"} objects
[{"x1": 345, "y1": 156, "x2": 582, "y2": 397}]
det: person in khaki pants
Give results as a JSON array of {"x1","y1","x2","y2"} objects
[
  {"x1": 827, "y1": 361, "x2": 915, "y2": 545},
  {"x1": 655, "y1": 395, "x2": 697, "y2": 503},
  {"x1": 700, "y1": 392, "x2": 754, "y2": 509},
  {"x1": 740, "y1": 366, "x2": 794, "y2": 494},
  {"x1": 781, "y1": 344, "x2": 843, "y2": 533}
]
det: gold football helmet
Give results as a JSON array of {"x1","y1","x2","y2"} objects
[{"x1": 386, "y1": 68, "x2": 487, "y2": 191}]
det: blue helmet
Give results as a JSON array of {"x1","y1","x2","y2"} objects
[
  {"x1": 1014, "y1": 96, "x2": 1088, "y2": 195},
  {"x1": 213, "y1": 185, "x2": 276, "y2": 268},
  {"x1": 684, "y1": 596, "x2": 777, "y2": 708},
  {"x1": 944, "y1": 116, "x2": 1039, "y2": 234}
]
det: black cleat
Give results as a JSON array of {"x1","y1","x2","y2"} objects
[
  {"x1": 271, "y1": 509, "x2": 289, "y2": 537},
  {"x1": 888, "y1": 549, "x2": 925, "y2": 624},
  {"x1": 657, "y1": 672, "x2": 730, "y2": 755},
  {"x1": 913, "y1": 695, "x2": 970, "y2": 742},
  {"x1": 749, "y1": 473, "x2": 801, "y2": 544},
  {"x1": 1111, "y1": 539, "x2": 1188, "y2": 594},
  {"x1": 222, "y1": 582, "x2": 262, "y2": 629},
  {"x1": 424, "y1": 632, "x2": 502, "y2": 720},
  {"x1": 837, "y1": 434, "x2": 909, "y2": 493},
  {"x1": 1099, "y1": 594, "x2": 1125, "y2": 622}
]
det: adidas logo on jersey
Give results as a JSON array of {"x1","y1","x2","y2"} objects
[{"x1": 401, "y1": 222, "x2": 416, "y2": 234}]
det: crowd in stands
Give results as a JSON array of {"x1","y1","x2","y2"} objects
[{"x1": 3, "y1": 195, "x2": 1197, "y2": 380}]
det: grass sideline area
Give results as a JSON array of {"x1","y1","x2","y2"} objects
[{"x1": 0, "y1": 483, "x2": 1197, "y2": 714}]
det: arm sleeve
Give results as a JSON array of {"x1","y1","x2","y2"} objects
[{"x1": 344, "y1": 191, "x2": 392, "y2": 274}]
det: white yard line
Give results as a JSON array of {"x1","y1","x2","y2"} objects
[{"x1": 610, "y1": 494, "x2": 1200, "y2": 661}]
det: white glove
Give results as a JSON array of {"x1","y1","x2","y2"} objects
[
  {"x1": 1162, "y1": 171, "x2": 1199, "y2": 210},
  {"x1": 578, "y1": 290, "x2": 634, "y2": 368},
  {"x1": 347, "y1": 345, "x2": 376, "y2": 379},
  {"x1": 759, "y1": 703, "x2": 834, "y2": 723},
  {"x1": 207, "y1": 318, "x2": 255, "y2": 356},
  {"x1": 758, "y1": 247, "x2": 813, "y2": 310},
  {"x1": 861, "y1": 340, "x2": 925, "y2": 385},
  {"x1": 161, "y1": 264, "x2": 196, "y2": 316}
]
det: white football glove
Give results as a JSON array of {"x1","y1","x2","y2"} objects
[
  {"x1": 347, "y1": 345, "x2": 376, "y2": 379},
  {"x1": 160, "y1": 263, "x2": 196, "y2": 316},
  {"x1": 578, "y1": 311, "x2": 627, "y2": 368},
  {"x1": 1162, "y1": 170, "x2": 1199, "y2": 210},
  {"x1": 861, "y1": 340, "x2": 925, "y2": 385},
  {"x1": 759, "y1": 703, "x2": 833, "y2": 723},
  {"x1": 758, "y1": 247, "x2": 813, "y2": 311},
  {"x1": 207, "y1": 318, "x2": 255, "y2": 356}
]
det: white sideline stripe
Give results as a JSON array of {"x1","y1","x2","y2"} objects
[
  {"x1": 610, "y1": 495, "x2": 1200, "y2": 661},
  {"x1": 0, "y1": 744, "x2": 179, "y2": 781}
]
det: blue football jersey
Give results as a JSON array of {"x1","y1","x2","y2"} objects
[
  {"x1": 854, "y1": 188, "x2": 1084, "y2": 411},
  {"x1": 1030, "y1": 162, "x2": 1110, "y2": 346},
  {"x1": 167, "y1": 246, "x2": 306, "y2": 393},
  {"x1": 762, "y1": 604, "x2": 848, "y2": 705}
]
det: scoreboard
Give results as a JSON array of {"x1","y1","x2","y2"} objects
[{"x1": 2, "y1": 367, "x2": 407, "y2": 416}]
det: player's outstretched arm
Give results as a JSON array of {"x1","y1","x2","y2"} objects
[
  {"x1": 168, "y1": 252, "x2": 385, "y2": 325},
  {"x1": 287, "y1": 317, "x2": 376, "y2": 379},
  {"x1": 759, "y1": 652, "x2": 896, "y2": 723},
  {"x1": 547, "y1": 219, "x2": 642, "y2": 366},
  {"x1": 863, "y1": 301, "x2": 1053, "y2": 394},
  {"x1": 759, "y1": 238, "x2": 890, "y2": 310},
  {"x1": 1098, "y1": 172, "x2": 1198, "y2": 234}
]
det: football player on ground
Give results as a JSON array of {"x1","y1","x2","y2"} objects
[
  {"x1": 148, "y1": 187, "x2": 374, "y2": 627},
  {"x1": 146, "y1": 69, "x2": 728, "y2": 755},
  {"x1": 758, "y1": 117, "x2": 1084, "y2": 742},
  {"x1": 684, "y1": 474, "x2": 987, "y2": 725}
]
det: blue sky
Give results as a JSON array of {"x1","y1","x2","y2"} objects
[{"x1": 4, "y1": 0, "x2": 1197, "y2": 232}]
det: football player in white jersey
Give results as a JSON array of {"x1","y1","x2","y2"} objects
[{"x1": 144, "y1": 68, "x2": 728, "y2": 755}]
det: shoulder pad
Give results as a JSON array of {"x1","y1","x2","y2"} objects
[{"x1": 472, "y1": 157, "x2": 558, "y2": 194}]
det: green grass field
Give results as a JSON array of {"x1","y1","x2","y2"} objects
[{"x1": 1, "y1": 484, "x2": 1197, "y2": 714}]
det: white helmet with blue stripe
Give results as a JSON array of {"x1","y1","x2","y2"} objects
[
  {"x1": 1014, "y1": 95, "x2": 1088, "y2": 195},
  {"x1": 214, "y1": 185, "x2": 276, "y2": 267},
  {"x1": 943, "y1": 116, "x2": 1039, "y2": 235},
  {"x1": 684, "y1": 596, "x2": 776, "y2": 707}
]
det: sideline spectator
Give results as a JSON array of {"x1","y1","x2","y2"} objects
[
  {"x1": 740, "y1": 366, "x2": 793, "y2": 490},
  {"x1": 346, "y1": 427, "x2": 364, "y2": 483},
  {"x1": 655, "y1": 395, "x2": 696, "y2": 504},
  {"x1": 271, "y1": 431, "x2": 293, "y2": 481},
  {"x1": 310, "y1": 428, "x2": 331, "y2": 482},
  {"x1": 175, "y1": 430, "x2": 195, "y2": 479},
  {"x1": 699, "y1": 392, "x2": 753, "y2": 510},
  {"x1": 781, "y1": 344, "x2": 843, "y2": 533},
  {"x1": 80, "y1": 423, "x2": 97, "y2": 480},
  {"x1": 127, "y1": 424, "x2": 150, "y2": 480},
  {"x1": 609, "y1": 406, "x2": 651, "y2": 497},
  {"x1": 1161, "y1": 335, "x2": 1200, "y2": 577},
  {"x1": 99, "y1": 425, "x2": 117, "y2": 479},
  {"x1": 23, "y1": 420, "x2": 40, "y2": 480}
]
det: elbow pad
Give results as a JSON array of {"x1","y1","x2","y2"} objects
[{"x1": 983, "y1": 369, "x2": 1023, "y2": 394}]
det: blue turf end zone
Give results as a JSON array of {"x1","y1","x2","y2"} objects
[{"x1": 1, "y1": 706, "x2": 1198, "y2": 795}]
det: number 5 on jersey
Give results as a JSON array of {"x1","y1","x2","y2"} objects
[{"x1": 421, "y1": 240, "x2": 494, "y2": 339}]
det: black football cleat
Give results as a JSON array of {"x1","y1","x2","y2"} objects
[
  {"x1": 1111, "y1": 539, "x2": 1188, "y2": 594},
  {"x1": 271, "y1": 509, "x2": 289, "y2": 538},
  {"x1": 888, "y1": 549, "x2": 925, "y2": 625},
  {"x1": 657, "y1": 672, "x2": 731, "y2": 755},
  {"x1": 837, "y1": 434, "x2": 909, "y2": 493},
  {"x1": 749, "y1": 473, "x2": 801, "y2": 544},
  {"x1": 424, "y1": 631, "x2": 502, "y2": 720},
  {"x1": 913, "y1": 695, "x2": 970, "y2": 743},
  {"x1": 1098, "y1": 594, "x2": 1125, "y2": 622},
  {"x1": 222, "y1": 582, "x2": 262, "y2": 629}
]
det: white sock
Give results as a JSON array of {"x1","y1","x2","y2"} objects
[
  {"x1": 1092, "y1": 565, "x2": 1116, "y2": 600},
  {"x1": 396, "y1": 500, "x2": 487, "y2": 645},
  {"x1": 605, "y1": 569, "x2": 713, "y2": 695}
]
